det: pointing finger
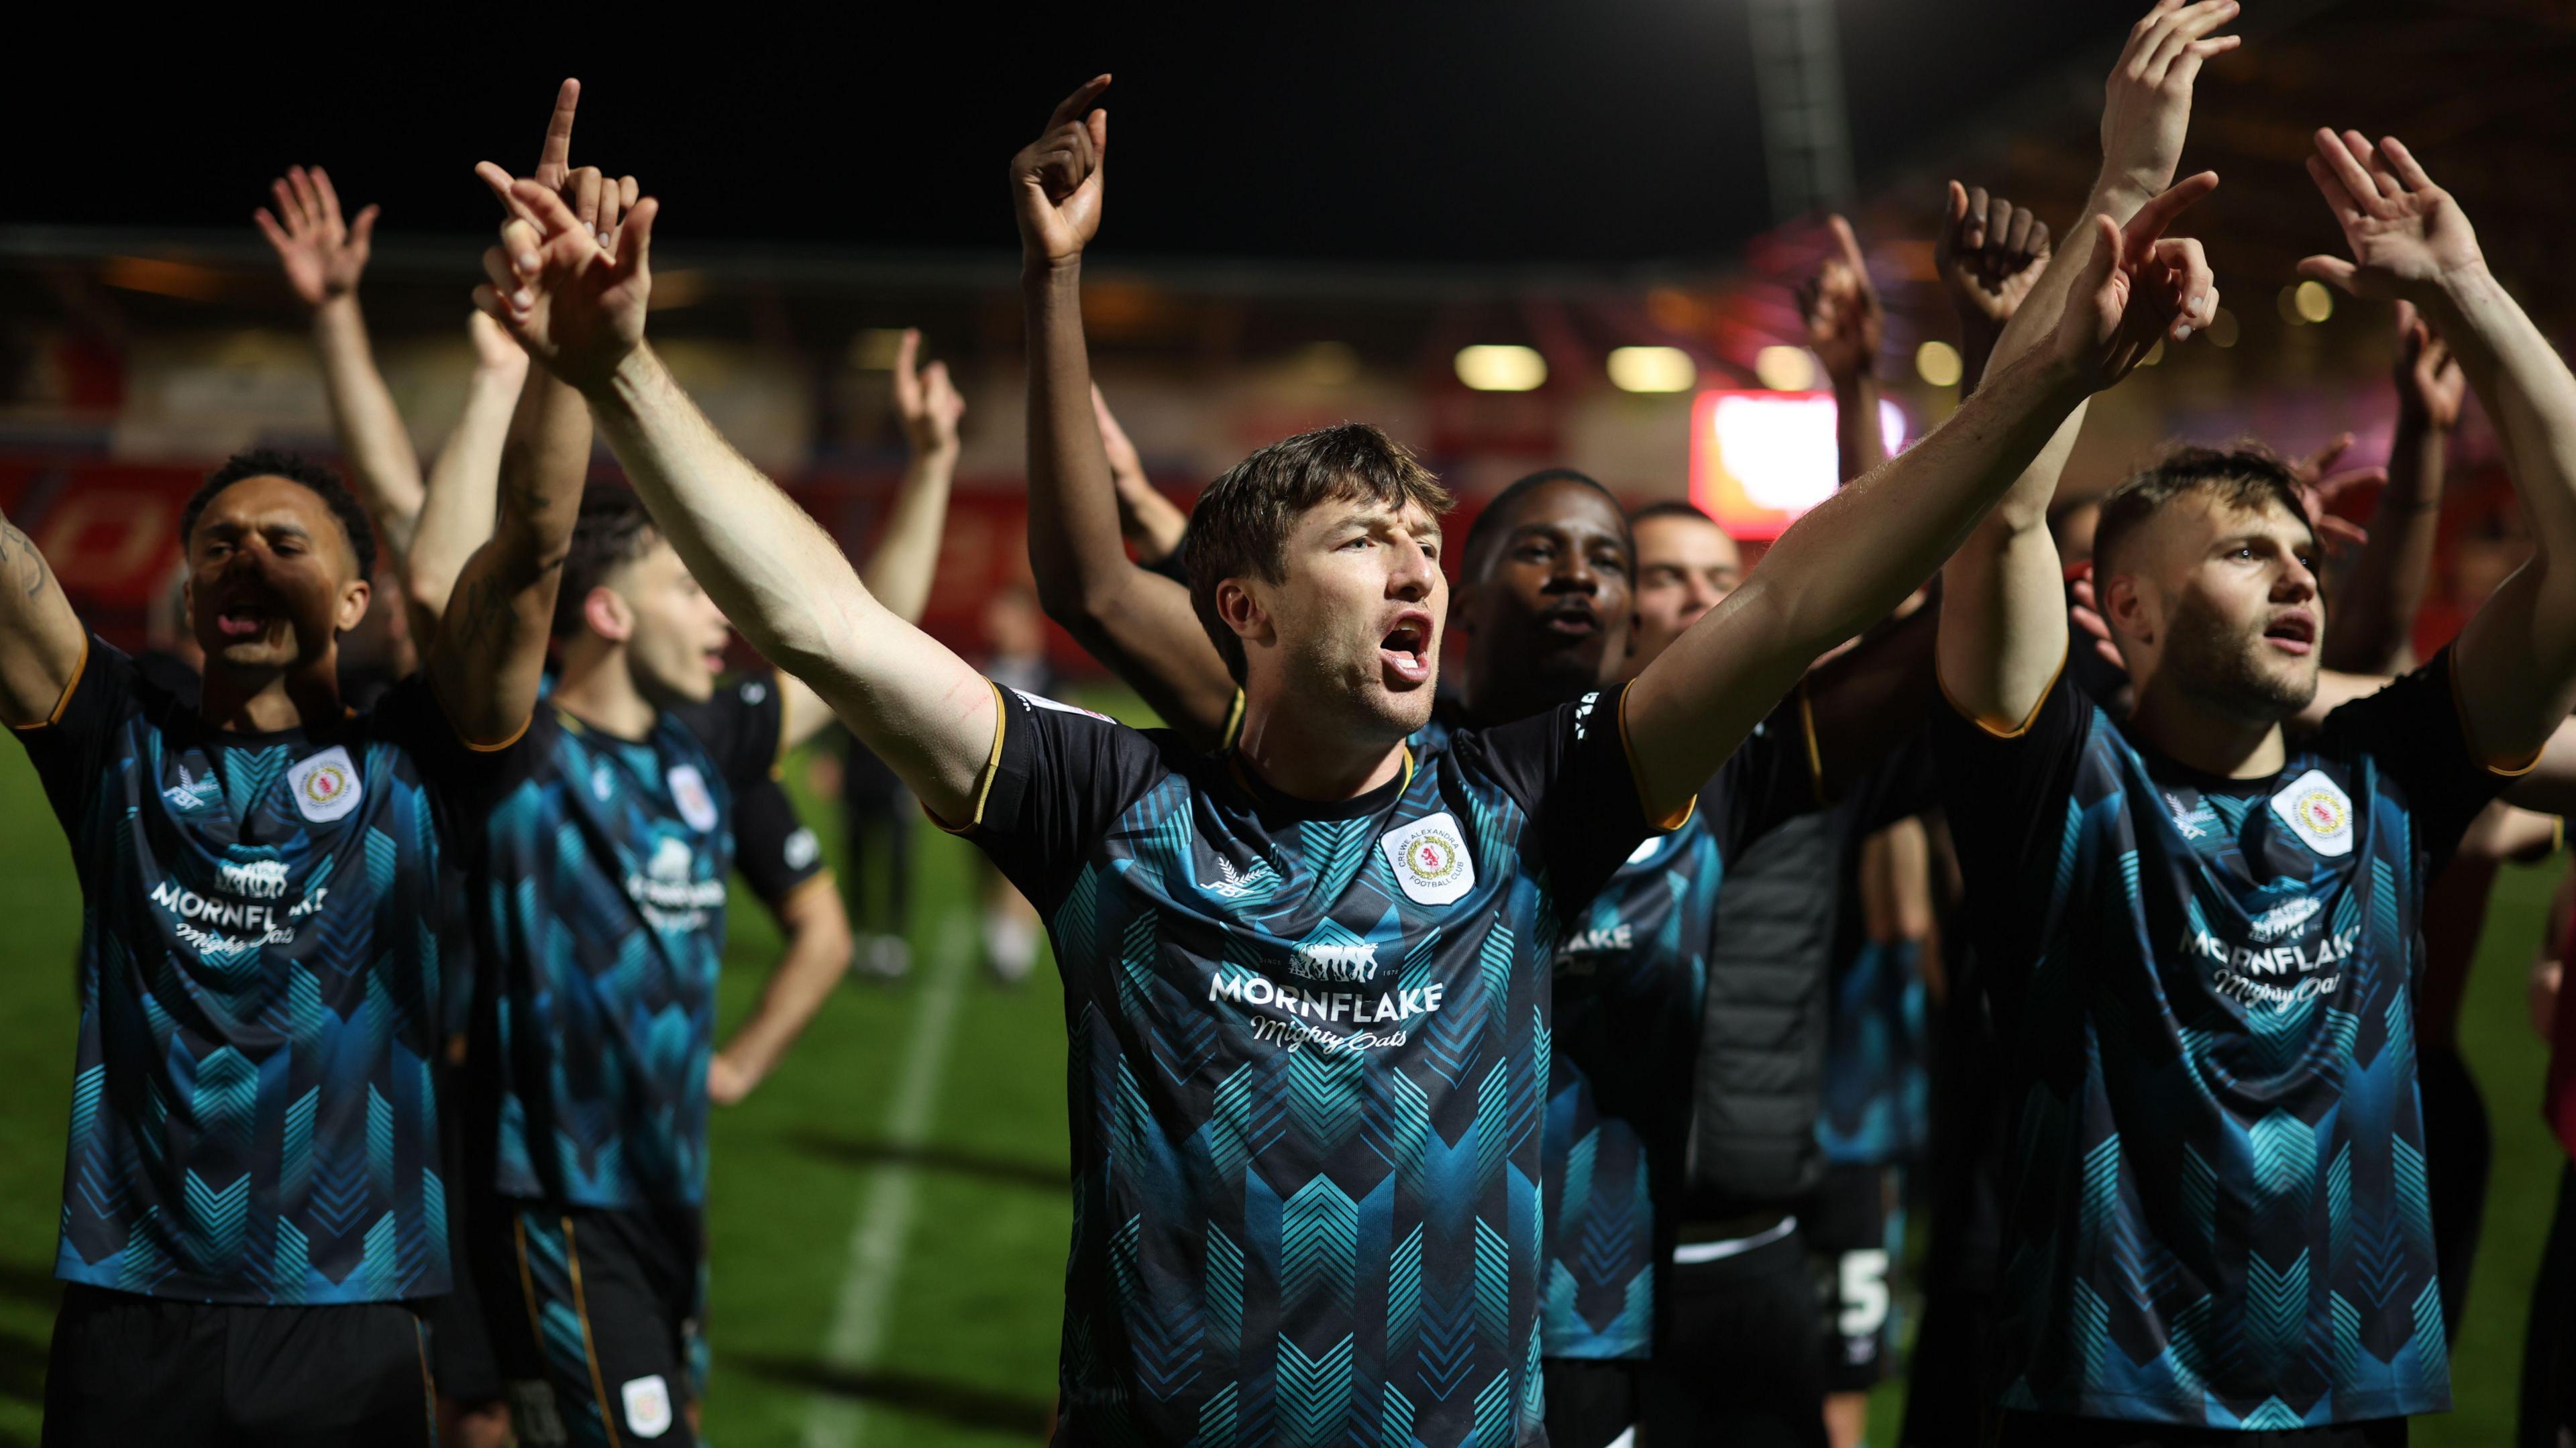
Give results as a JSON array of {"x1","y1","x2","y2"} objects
[
  {"x1": 1046, "y1": 74, "x2": 1113, "y2": 132},
  {"x1": 539, "y1": 79, "x2": 581, "y2": 182}
]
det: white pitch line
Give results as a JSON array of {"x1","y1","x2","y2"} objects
[{"x1": 803, "y1": 912, "x2": 975, "y2": 1448}]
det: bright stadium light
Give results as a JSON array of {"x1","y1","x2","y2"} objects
[
  {"x1": 1754, "y1": 345, "x2": 1815, "y2": 391},
  {"x1": 1915, "y1": 340, "x2": 1963, "y2": 388},
  {"x1": 2294, "y1": 280, "x2": 2334, "y2": 323},
  {"x1": 1690, "y1": 390, "x2": 1907, "y2": 539},
  {"x1": 1456, "y1": 345, "x2": 1547, "y2": 392},
  {"x1": 1608, "y1": 346, "x2": 1697, "y2": 393}
]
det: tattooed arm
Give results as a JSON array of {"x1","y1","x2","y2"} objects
[
  {"x1": 425, "y1": 359, "x2": 584, "y2": 746},
  {"x1": 0, "y1": 504, "x2": 87, "y2": 726}
]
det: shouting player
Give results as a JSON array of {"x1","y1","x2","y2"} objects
[{"x1": 1937, "y1": 7, "x2": 2576, "y2": 1439}]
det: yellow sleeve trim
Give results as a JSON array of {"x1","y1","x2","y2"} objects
[
  {"x1": 1796, "y1": 677, "x2": 1826, "y2": 807},
  {"x1": 456, "y1": 710, "x2": 533, "y2": 755},
  {"x1": 926, "y1": 679, "x2": 1009, "y2": 836},
  {"x1": 2447, "y1": 650, "x2": 2547, "y2": 777},
  {"x1": 1936, "y1": 645, "x2": 2068, "y2": 740},
  {"x1": 1220, "y1": 688, "x2": 1248, "y2": 752},
  {"x1": 1617, "y1": 685, "x2": 1697, "y2": 833},
  {"x1": 10, "y1": 632, "x2": 89, "y2": 732}
]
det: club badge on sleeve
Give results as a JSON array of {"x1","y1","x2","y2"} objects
[
  {"x1": 2269, "y1": 768, "x2": 2354, "y2": 858},
  {"x1": 286, "y1": 746, "x2": 364, "y2": 824},
  {"x1": 1381, "y1": 811, "x2": 1475, "y2": 906}
]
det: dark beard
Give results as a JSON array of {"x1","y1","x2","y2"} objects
[{"x1": 2163, "y1": 598, "x2": 2316, "y2": 722}]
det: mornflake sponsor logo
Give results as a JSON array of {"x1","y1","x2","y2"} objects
[
  {"x1": 1289, "y1": 941, "x2": 1379, "y2": 982},
  {"x1": 219, "y1": 858, "x2": 290, "y2": 900},
  {"x1": 150, "y1": 877, "x2": 329, "y2": 952},
  {"x1": 1556, "y1": 923, "x2": 1633, "y2": 960},
  {"x1": 628, "y1": 836, "x2": 725, "y2": 931},
  {"x1": 2186, "y1": 920, "x2": 2357, "y2": 1013},
  {"x1": 1207, "y1": 968, "x2": 1444, "y2": 1051}
]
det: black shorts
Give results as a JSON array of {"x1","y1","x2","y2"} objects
[
  {"x1": 470, "y1": 1195, "x2": 706, "y2": 1448},
  {"x1": 1640, "y1": 1219, "x2": 1828, "y2": 1448},
  {"x1": 1995, "y1": 1411, "x2": 2407, "y2": 1447},
  {"x1": 1542, "y1": 1355, "x2": 1641, "y2": 1448},
  {"x1": 1803, "y1": 1162, "x2": 1904, "y2": 1392},
  {"x1": 42, "y1": 1284, "x2": 434, "y2": 1447}
]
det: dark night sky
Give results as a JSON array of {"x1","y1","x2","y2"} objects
[{"x1": 13, "y1": 3, "x2": 2132, "y2": 267}]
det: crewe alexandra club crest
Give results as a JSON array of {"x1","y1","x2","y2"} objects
[
  {"x1": 1380, "y1": 811, "x2": 1476, "y2": 906},
  {"x1": 2268, "y1": 767, "x2": 2355, "y2": 858},
  {"x1": 286, "y1": 745, "x2": 364, "y2": 824}
]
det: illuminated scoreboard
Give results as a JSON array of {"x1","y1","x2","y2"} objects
[{"x1": 1687, "y1": 390, "x2": 1907, "y2": 541}]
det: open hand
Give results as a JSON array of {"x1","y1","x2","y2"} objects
[
  {"x1": 2050, "y1": 172, "x2": 2221, "y2": 392},
  {"x1": 1937, "y1": 182, "x2": 2051, "y2": 330},
  {"x1": 2099, "y1": 0, "x2": 2241, "y2": 201},
  {"x1": 472, "y1": 180, "x2": 657, "y2": 392},
  {"x1": 254, "y1": 166, "x2": 378, "y2": 309},
  {"x1": 1796, "y1": 216, "x2": 1882, "y2": 382},
  {"x1": 2284, "y1": 433, "x2": 2379, "y2": 554},
  {"x1": 2299, "y1": 130, "x2": 2483, "y2": 302},
  {"x1": 2393, "y1": 300, "x2": 2466, "y2": 430},
  {"x1": 1012, "y1": 75, "x2": 1111, "y2": 269},
  {"x1": 892, "y1": 329, "x2": 965, "y2": 459}
]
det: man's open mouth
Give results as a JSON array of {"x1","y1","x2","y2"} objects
[
  {"x1": 215, "y1": 602, "x2": 272, "y2": 640},
  {"x1": 2263, "y1": 610, "x2": 2316, "y2": 655},
  {"x1": 1380, "y1": 613, "x2": 1432, "y2": 686},
  {"x1": 1539, "y1": 601, "x2": 1601, "y2": 639}
]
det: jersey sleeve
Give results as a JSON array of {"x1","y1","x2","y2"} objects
[
  {"x1": 1931, "y1": 651, "x2": 2096, "y2": 895},
  {"x1": 1456, "y1": 681, "x2": 1675, "y2": 909},
  {"x1": 734, "y1": 771, "x2": 826, "y2": 909},
  {"x1": 370, "y1": 672, "x2": 546, "y2": 861},
  {"x1": 2310, "y1": 648, "x2": 2514, "y2": 865},
  {"x1": 1697, "y1": 692, "x2": 1829, "y2": 860},
  {"x1": 957, "y1": 683, "x2": 1175, "y2": 909},
  {"x1": 13, "y1": 634, "x2": 144, "y2": 845},
  {"x1": 667, "y1": 675, "x2": 789, "y2": 793}
]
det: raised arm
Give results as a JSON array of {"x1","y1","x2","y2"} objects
[
  {"x1": 1939, "y1": 0, "x2": 2236, "y2": 731},
  {"x1": 0, "y1": 502, "x2": 84, "y2": 726},
  {"x1": 2299, "y1": 128, "x2": 2576, "y2": 764},
  {"x1": 256, "y1": 167, "x2": 425, "y2": 570},
  {"x1": 1935, "y1": 182, "x2": 2051, "y2": 394},
  {"x1": 2322, "y1": 304, "x2": 2465, "y2": 673},
  {"x1": 1097, "y1": 385, "x2": 1189, "y2": 564},
  {"x1": 861, "y1": 329, "x2": 962, "y2": 624},
  {"x1": 761, "y1": 328, "x2": 968, "y2": 754},
  {"x1": 398, "y1": 313, "x2": 529, "y2": 639},
  {"x1": 1627, "y1": 184, "x2": 2216, "y2": 820},
  {"x1": 1801, "y1": 215, "x2": 1887, "y2": 482},
  {"x1": 489, "y1": 182, "x2": 996, "y2": 822},
  {"x1": 1014, "y1": 78, "x2": 1239, "y2": 748}
]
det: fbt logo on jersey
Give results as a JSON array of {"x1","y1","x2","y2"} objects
[{"x1": 1381, "y1": 812, "x2": 1475, "y2": 906}]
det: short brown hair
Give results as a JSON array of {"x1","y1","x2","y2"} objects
[
  {"x1": 1182, "y1": 423, "x2": 1452, "y2": 684},
  {"x1": 2093, "y1": 444, "x2": 2312, "y2": 581}
]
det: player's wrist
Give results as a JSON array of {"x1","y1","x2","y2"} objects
[{"x1": 584, "y1": 341, "x2": 664, "y2": 412}]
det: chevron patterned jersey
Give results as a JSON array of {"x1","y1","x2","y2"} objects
[
  {"x1": 475, "y1": 681, "x2": 803, "y2": 1209},
  {"x1": 17, "y1": 641, "x2": 485, "y2": 1304},
  {"x1": 962, "y1": 681, "x2": 1666, "y2": 1447},
  {"x1": 1538, "y1": 704, "x2": 1821, "y2": 1362},
  {"x1": 1935, "y1": 651, "x2": 2510, "y2": 1427}
]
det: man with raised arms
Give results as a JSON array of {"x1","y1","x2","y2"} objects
[
  {"x1": 1935, "y1": 1, "x2": 2576, "y2": 1438},
  {"x1": 478, "y1": 70, "x2": 2210, "y2": 1443},
  {"x1": 5, "y1": 141, "x2": 587, "y2": 1448}
]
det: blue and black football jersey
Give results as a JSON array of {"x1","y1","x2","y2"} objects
[
  {"x1": 1540, "y1": 708, "x2": 1821, "y2": 1361},
  {"x1": 17, "y1": 638, "x2": 496, "y2": 1304},
  {"x1": 475, "y1": 677, "x2": 814, "y2": 1209},
  {"x1": 961, "y1": 681, "x2": 1668, "y2": 1447},
  {"x1": 1937, "y1": 651, "x2": 2512, "y2": 1427},
  {"x1": 1817, "y1": 739, "x2": 1941, "y2": 1167}
]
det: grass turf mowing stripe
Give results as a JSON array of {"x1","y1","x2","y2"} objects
[{"x1": 804, "y1": 911, "x2": 975, "y2": 1448}]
